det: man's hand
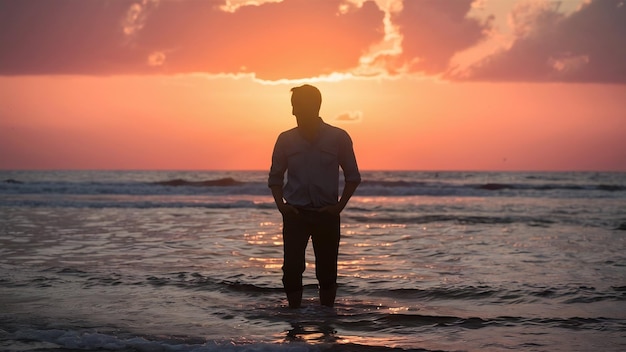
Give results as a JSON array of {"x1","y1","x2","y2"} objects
[
  {"x1": 270, "y1": 185, "x2": 299, "y2": 215},
  {"x1": 318, "y1": 203, "x2": 344, "y2": 216},
  {"x1": 317, "y1": 180, "x2": 360, "y2": 216},
  {"x1": 278, "y1": 202, "x2": 300, "y2": 215}
]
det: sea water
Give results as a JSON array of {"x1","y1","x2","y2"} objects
[{"x1": 1, "y1": 170, "x2": 625, "y2": 351}]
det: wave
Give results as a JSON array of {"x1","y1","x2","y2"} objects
[
  {"x1": 153, "y1": 177, "x2": 244, "y2": 187},
  {"x1": 0, "y1": 326, "x2": 442, "y2": 352},
  {"x1": 0, "y1": 328, "x2": 331, "y2": 352},
  {"x1": 0, "y1": 198, "x2": 275, "y2": 210},
  {"x1": 2, "y1": 177, "x2": 625, "y2": 198},
  {"x1": 4, "y1": 266, "x2": 625, "y2": 352},
  {"x1": 348, "y1": 214, "x2": 556, "y2": 227},
  {"x1": 477, "y1": 182, "x2": 626, "y2": 191},
  {"x1": 3, "y1": 316, "x2": 622, "y2": 352},
  {"x1": 4, "y1": 198, "x2": 617, "y2": 229},
  {"x1": 364, "y1": 284, "x2": 626, "y2": 305},
  {"x1": 19, "y1": 268, "x2": 624, "y2": 306}
]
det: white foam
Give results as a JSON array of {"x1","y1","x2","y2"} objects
[{"x1": 9, "y1": 328, "x2": 323, "y2": 352}]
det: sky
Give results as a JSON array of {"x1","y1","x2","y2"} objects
[{"x1": 0, "y1": 0, "x2": 625, "y2": 171}]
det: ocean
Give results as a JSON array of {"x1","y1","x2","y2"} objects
[{"x1": 1, "y1": 170, "x2": 625, "y2": 352}]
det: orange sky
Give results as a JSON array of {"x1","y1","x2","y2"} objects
[{"x1": 1, "y1": 0, "x2": 625, "y2": 171}]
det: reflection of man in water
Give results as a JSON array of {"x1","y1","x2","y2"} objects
[{"x1": 268, "y1": 84, "x2": 361, "y2": 308}]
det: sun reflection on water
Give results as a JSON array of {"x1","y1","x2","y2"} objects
[{"x1": 248, "y1": 257, "x2": 282, "y2": 270}]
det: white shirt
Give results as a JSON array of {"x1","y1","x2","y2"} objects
[{"x1": 268, "y1": 120, "x2": 361, "y2": 208}]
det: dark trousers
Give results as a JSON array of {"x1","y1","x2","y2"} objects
[{"x1": 282, "y1": 210, "x2": 340, "y2": 293}]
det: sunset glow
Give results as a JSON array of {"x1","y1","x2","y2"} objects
[{"x1": 1, "y1": 0, "x2": 625, "y2": 171}]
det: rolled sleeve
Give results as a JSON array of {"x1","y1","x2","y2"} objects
[
  {"x1": 268, "y1": 134, "x2": 287, "y2": 187},
  {"x1": 339, "y1": 132, "x2": 361, "y2": 183}
]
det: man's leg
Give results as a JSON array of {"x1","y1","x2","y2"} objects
[
  {"x1": 282, "y1": 212, "x2": 310, "y2": 308},
  {"x1": 311, "y1": 212, "x2": 341, "y2": 307}
]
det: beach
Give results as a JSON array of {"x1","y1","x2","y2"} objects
[{"x1": 1, "y1": 170, "x2": 625, "y2": 351}]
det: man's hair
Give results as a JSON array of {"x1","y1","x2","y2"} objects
[{"x1": 290, "y1": 84, "x2": 322, "y2": 113}]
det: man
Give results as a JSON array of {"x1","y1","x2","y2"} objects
[{"x1": 268, "y1": 84, "x2": 361, "y2": 309}]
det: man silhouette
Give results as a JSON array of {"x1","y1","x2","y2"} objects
[{"x1": 268, "y1": 84, "x2": 361, "y2": 308}]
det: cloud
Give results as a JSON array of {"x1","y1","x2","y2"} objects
[
  {"x1": 0, "y1": 0, "x2": 136, "y2": 75},
  {"x1": 219, "y1": 0, "x2": 284, "y2": 13},
  {"x1": 335, "y1": 110, "x2": 363, "y2": 122},
  {"x1": 452, "y1": 0, "x2": 626, "y2": 83},
  {"x1": 1, "y1": 0, "x2": 623, "y2": 84},
  {"x1": 390, "y1": 0, "x2": 493, "y2": 74},
  {"x1": 0, "y1": 0, "x2": 385, "y2": 80},
  {"x1": 122, "y1": 0, "x2": 159, "y2": 38}
]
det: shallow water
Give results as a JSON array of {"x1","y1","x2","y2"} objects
[{"x1": 1, "y1": 171, "x2": 625, "y2": 351}]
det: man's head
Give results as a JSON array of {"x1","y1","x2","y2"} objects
[{"x1": 291, "y1": 84, "x2": 322, "y2": 118}]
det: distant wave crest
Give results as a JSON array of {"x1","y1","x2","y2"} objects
[
  {"x1": 2, "y1": 172, "x2": 625, "y2": 199},
  {"x1": 153, "y1": 177, "x2": 244, "y2": 187}
]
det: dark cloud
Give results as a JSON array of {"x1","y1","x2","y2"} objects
[
  {"x1": 454, "y1": 0, "x2": 626, "y2": 84},
  {"x1": 3, "y1": 0, "x2": 622, "y2": 84},
  {"x1": 0, "y1": 0, "x2": 385, "y2": 80},
  {"x1": 392, "y1": 0, "x2": 492, "y2": 74},
  {"x1": 0, "y1": 0, "x2": 137, "y2": 75}
]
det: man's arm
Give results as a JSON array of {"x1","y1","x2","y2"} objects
[
  {"x1": 269, "y1": 133, "x2": 298, "y2": 215},
  {"x1": 322, "y1": 129, "x2": 361, "y2": 215},
  {"x1": 270, "y1": 185, "x2": 299, "y2": 215}
]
